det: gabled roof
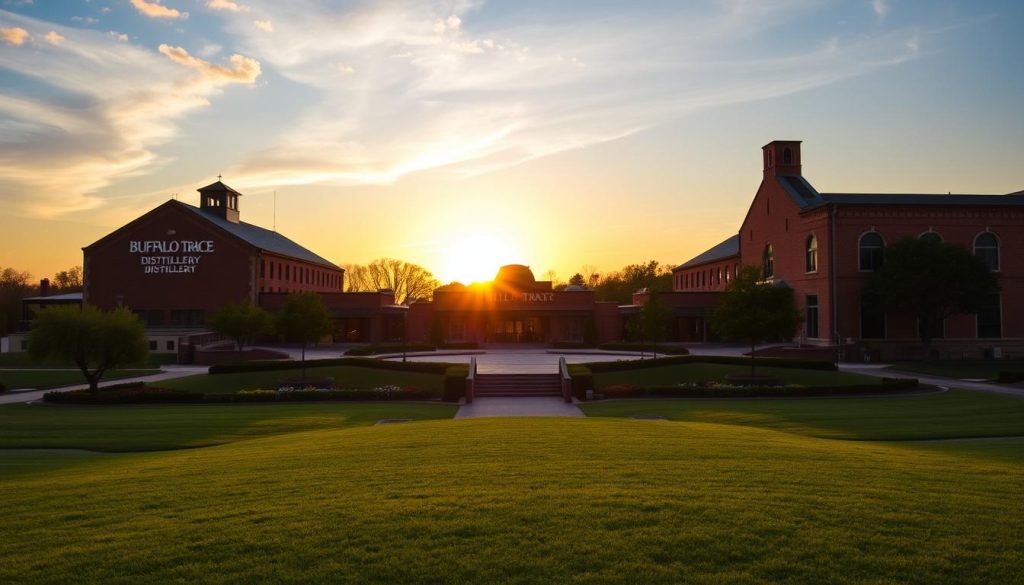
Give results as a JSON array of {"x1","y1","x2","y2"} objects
[
  {"x1": 675, "y1": 234, "x2": 740, "y2": 271},
  {"x1": 197, "y1": 180, "x2": 242, "y2": 195},
  {"x1": 776, "y1": 175, "x2": 824, "y2": 208},
  {"x1": 176, "y1": 202, "x2": 338, "y2": 268}
]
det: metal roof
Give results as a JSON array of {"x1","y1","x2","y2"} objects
[
  {"x1": 197, "y1": 180, "x2": 242, "y2": 195},
  {"x1": 820, "y1": 192, "x2": 1024, "y2": 206},
  {"x1": 777, "y1": 175, "x2": 823, "y2": 208},
  {"x1": 676, "y1": 234, "x2": 740, "y2": 270},
  {"x1": 177, "y1": 202, "x2": 338, "y2": 268},
  {"x1": 22, "y1": 292, "x2": 84, "y2": 302}
]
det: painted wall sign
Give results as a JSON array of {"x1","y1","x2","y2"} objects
[
  {"x1": 494, "y1": 292, "x2": 555, "y2": 302},
  {"x1": 129, "y1": 240, "x2": 215, "y2": 274}
]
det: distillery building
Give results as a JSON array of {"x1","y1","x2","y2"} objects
[{"x1": 668, "y1": 140, "x2": 1024, "y2": 359}]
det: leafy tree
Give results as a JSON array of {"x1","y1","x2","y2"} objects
[
  {"x1": 594, "y1": 260, "x2": 673, "y2": 303},
  {"x1": 28, "y1": 305, "x2": 148, "y2": 392},
  {"x1": 344, "y1": 258, "x2": 440, "y2": 304},
  {"x1": 276, "y1": 293, "x2": 334, "y2": 377},
  {"x1": 863, "y1": 237, "x2": 998, "y2": 357},
  {"x1": 0, "y1": 266, "x2": 34, "y2": 335},
  {"x1": 641, "y1": 293, "x2": 673, "y2": 345},
  {"x1": 209, "y1": 299, "x2": 274, "y2": 350},
  {"x1": 52, "y1": 266, "x2": 83, "y2": 292},
  {"x1": 568, "y1": 273, "x2": 586, "y2": 287},
  {"x1": 709, "y1": 265, "x2": 802, "y2": 375}
]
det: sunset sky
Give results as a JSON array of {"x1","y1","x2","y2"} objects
[{"x1": 1, "y1": 0, "x2": 1022, "y2": 284}]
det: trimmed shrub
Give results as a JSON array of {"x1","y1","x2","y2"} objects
[
  {"x1": 443, "y1": 364, "x2": 469, "y2": 402},
  {"x1": 205, "y1": 386, "x2": 432, "y2": 402},
  {"x1": 599, "y1": 378, "x2": 920, "y2": 399},
  {"x1": 567, "y1": 364, "x2": 594, "y2": 400},
  {"x1": 344, "y1": 344, "x2": 437, "y2": 356},
  {"x1": 997, "y1": 371, "x2": 1024, "y2": 384},
  {"x1": 552, "y1": 341, "x2": 596, "y2": 350},
  {"x1": 439, "y1": 341, "x2": 480, "y2": 350},
  {"x1": 598, "y1": 343, "x2": 690, "y2": 355},
  {"x1": 210, "y1": 357, "x2": 453, "y2": 375},
  {"x1": 44, "y1": 386, "x2": 203, "y2": 404},
  {"x1": 583, "y1": 355, "x2": 836, "y2": 373},
  {"x1": 0, "y1": 382, "x2": 6, "y2": 394}
]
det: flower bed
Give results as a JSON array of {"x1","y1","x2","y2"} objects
[{"x1": 597, "y1": 378, "x2": 921, "y2": 399}]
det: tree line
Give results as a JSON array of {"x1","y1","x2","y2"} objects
[{"x1": 0, "y1": 264, "x2": 83, "y2": 335}]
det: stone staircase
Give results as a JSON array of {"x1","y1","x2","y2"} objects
[{"x1": 473, "y1": 373, "x2": 563, "y2": 398}]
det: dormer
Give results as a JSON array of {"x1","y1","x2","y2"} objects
[
  {"x1": 762, "y1": 140, "x2": 802, "y2": 179},
  {"x1": 198, "y1": 180, "x2": 242, "y2": 223}
]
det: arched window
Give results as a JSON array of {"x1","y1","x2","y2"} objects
[
  {"x1": 919, "y1": 231, "x2": 942, "y2": 244},
  {"x1": 974, "y1": 232, "x2": 1000, "y2": 271},
  {"x1": 858, "y1": 232, "x2": 884, "y2": 271},
  {"x1": 805, "y1": 235, "x2": 818, "y2": 273},
  {"x1": 762, "y1": 244, "x2": 774, "y2": 278},
  {"x1": 783, "y1": 147, "x2": 792, "y2": 165}
]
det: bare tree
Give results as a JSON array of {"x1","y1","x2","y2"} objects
[
  {"x1": 344, "y1": 258, "x2": 440, "y2": 305},
  {"x1": 580, "y1": 264, "x2": 601, "y2": 289},
  {"x1": 1, "y1": 266, "x2": 34, "y2": 335},
  {"x1": 52, "y1": 266, "x2": 83, "y2": 292}
]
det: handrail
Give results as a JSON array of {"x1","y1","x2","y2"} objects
[
  {"x1": 465, "y1": 356, "x2": 477, "y2": 404},
  {"x1": 558, "y1": 356, "x2": 572, "y2": 403}
]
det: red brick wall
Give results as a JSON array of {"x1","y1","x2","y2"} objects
[{"x1": 672, "y1": 257, "x2": 740, "y2": 292}]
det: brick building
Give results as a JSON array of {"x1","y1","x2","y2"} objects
[{"x1": 671, "y1": 141, "x2": 1024, "y2": 359}]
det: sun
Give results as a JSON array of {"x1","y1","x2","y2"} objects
[{"x1": 438, "y1": 230, "x2": 522, "y2": 284}]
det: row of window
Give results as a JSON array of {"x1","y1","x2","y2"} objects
[
  {"x1": 802, "y1": 294, "x2": 1002, "y2": 340},
  {"x1": 677, "y1": 264, "x2": 739, "y2": 290},
  {"x1": 133, "y1": 309, "x2": 205, "y2": 328},
  {"x1": 260, "y1": 259, "x2": 341, "y2": 289}
]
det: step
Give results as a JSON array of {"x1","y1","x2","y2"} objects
[{"x1": 472, "y1": 374, "x2": 564, "y2": 397}]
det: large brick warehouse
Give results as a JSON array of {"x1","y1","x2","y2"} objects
[{"x1": 665, "y1": 140, "x2": 1024, "y2": 360}]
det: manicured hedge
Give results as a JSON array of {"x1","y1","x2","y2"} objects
[
  {"x1": 439, "y1": 341, "x2": 480, "y2": 350},
  {"x1": 597, "y1": 343, "x2": 690, "y2": 355},
  {"x1": 997, "y1": 371, "x2": 1024, "y2": 384},
  {"x1": 44, "y1": 385, "x2": 203, "y2": 404},
  {"x1": 0, "y1": 382, "x2": 6, "y2": 394},
  {"x1": 601, "y1": 378, "x2": 921, "y2": 399},
  {"x1": 443, "y1": 365, "x2": 469, "y2": 402},
  {"x1": 583, "y1": 355, "x2": 837, "y2": 373},
  {"x1": 552, "y1": 341, "x2": 595, "y2": 350},
  {"x1": 209, "y1": 357, "x2": 453, "y2": 375},
  {"x1": 344, "y1": 344, "x2": 437, "y2": 356},
  {"x1": 206, "y1": 388, "x2": 432, "y2": 402}
]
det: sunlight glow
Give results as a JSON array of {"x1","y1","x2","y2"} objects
[{"x1": 437, "y1": 229, "x2": 524, "y2": 284}]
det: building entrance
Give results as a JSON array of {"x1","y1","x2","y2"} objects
[{"x1": 489, "y1": 316, "x2": 548, "y2": 343}]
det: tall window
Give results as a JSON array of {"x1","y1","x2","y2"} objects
[
  {"x1": 860, "y1": 296, "x2": 886, "y2": 339},
  {"x1": 858, "y1": 232, "x2": 884, "y2": 271},
  {"x1": 805, "y1": 235, "x2": 818, "y2": 273},
  {"x1": 919, "y1": 231, "x2": 942, "y2": 244},
  {"x1": 977, "y1": 294, "x2": 1002, "y2": 338},
  {"x1": 783, "y1": 147, "x2": 792, "y2": 165},
  {"x1": 805, "y1": 295, "x2": 819, "y2": 339},
  {"x1": 762, "y1": 244, "x2": 774, "y2": 278},
  {"x1": 974, "y1": 232, "x2": 1000, "y2": 271}
]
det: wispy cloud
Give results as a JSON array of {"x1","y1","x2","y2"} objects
[
  {"x1": 1, "y1": 25, "x2": 28, "y2": 44},
  {"x1": 130, "y1": 0, "x2": 188, "y2": 20},
  {"x1": 872, "y1": 0, "x2": 890, "y2": 20},
  {"x1": 0, "y1": 10, "x2": 258, "y2": 215},
  {"x1": 253, "y1": 18, "x2": 272, "y2": 32},
  {"x1": 207, "y1": 0, "x2": 245, "y2": 12},
  {"x1": 43, "y1": 29, "x2": 62, "y2": 45}
]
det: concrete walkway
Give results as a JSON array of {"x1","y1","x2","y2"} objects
[
  {"x1": 839, "y1": 364, "x2": 1024, "y2": 398},
  {"x1": 0, "y1": 365, "x2": 208, "y2": 405},
  {"x1": 456, "y1": 397, "x2": 584, "y2": 418}
]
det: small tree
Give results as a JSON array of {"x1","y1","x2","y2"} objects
[
  {"x1": 641, "y1": 293, "x2": 673, "y2": 348},
  {"x1": 209, "y1": 299, "x2": 274, "y2": 350},
  {"x1": 28, "y1": 305, "x2": 148, "y2": 392},
  {"x1": 709, "y1": 265, "x2": 802, "y2": 375},
  {"x1": 276, "y1": 293, "x2": 334, "y2": 378},
  {"x1": 864, "y1": 237, "x2": 999, "y2": 358}
]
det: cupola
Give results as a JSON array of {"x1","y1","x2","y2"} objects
[{"x1": 198, "y1": 179, "x2": 242, "y2": 223}]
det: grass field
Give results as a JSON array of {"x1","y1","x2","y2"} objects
[
  {"x1": 1, "y1": 417, "x2": 1021, "y2": 584},
  {"x1": 580, "y1": 389, "x2": 1024, "y2": 441},
  {"x1": 0, "y1": 402, "x2": 458, "y2": 452},
  {"x1": 593, "y1": 363, "x2": 878, "y2": 388},
  {"x1": 0, "y1": 369, "x2": 161, "y2": 390},
  {"x1": 160, "y1": 365, "x2": 445, "y2": 395},
  {"x1": 887, "y1": 360, "x2": 1024, "y2": 380}
]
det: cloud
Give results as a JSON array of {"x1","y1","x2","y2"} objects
[
  {"x1": 872, "y1": 0, "x2": 890, "y2": 20},
  {"x1": 43, "y1": 30, "x2": 63, "y2": 45},
  {"x1": 0, "y1": 10, "x2": 261, "y2": 216},
  {"x1": 207, "y1": 0, "x2": 245, "y2": 11},
  {"x1": 130, "y1": 0, "x2": 188, "y2": 20},
  {"x1": 1, "y1": 26, "x2": 28, "y2": 45},
  {"x1": 253, "y1": 19, "x2": 272, "y2": 32},
  {"x1": 158, "y1": 44, "x2": 262, "y2": 83},
  {"x1": 107, "y1": 30, "x2": 129, "y2": 42},
  {"x1": 334, "y1": 63, "x2": 355, "y2": 75},
  {"x1": 71, "y1": 16, "x2": 98, "y2": 25}
]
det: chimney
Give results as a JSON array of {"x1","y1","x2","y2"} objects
[
  {"x1": 198, "y1": 180, "x2": 242, "y2": 223},
  {"x1": 762, "y1": 140, "x2": 802, "y2": 179},
  {"x1": 40, "y1": 278, "x2": 50, "y2": 297}
]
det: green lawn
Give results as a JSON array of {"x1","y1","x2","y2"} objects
[
  {"x1": 594, "y1": 363, "x2": 879, "y2": 388},
  {"x1": 0, "y1": 352, "x2": 177, "y2": 368},
  {"x1": 0, "y1": 369, "x2": 161, "y2": 390},
  {"x1": 0, "y1": 402, "x2": 457, "y2": 452},
  {"x1": 0, "y1": 418, "x2": 1020, "y2": 584},
  {"x1": 580, "y1": 389, "x2": 1024, "y2": 441},
  {"x1": 160, "y1": 365, "x2": 445, "y2": 395},
  {"x1": 887, "y1": 360, "x2": 1024, "y2": 381}
]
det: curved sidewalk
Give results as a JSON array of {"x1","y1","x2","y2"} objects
[{"x1": 0, "y1": 365, "x2": 208, "y2": 405}]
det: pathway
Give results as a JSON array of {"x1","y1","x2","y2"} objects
[
  {"x1": 838, "y1": 363, "x2": 1024, "y2": 398},
  {"x1": 455, "y1": 397, "x2": 584, "y2": 418},
  {"x1": 0, "y1": 365, "x2": 208, "y2": 405}
]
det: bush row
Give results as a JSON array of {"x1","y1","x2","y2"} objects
[
  {"x1": 44, "y1": 386, "x2": 203, "y2": 404},
  {"x1": 344, "y1": 344, "x2": 437, "y2": 356},
  {"x1": 0, "y1": 382, "x2": 7, "y2": 393},
  {"x1": 443, "y1": 365, "x2": 469, "y2": 402},
  {"x1": 582, "y1": 355, "x2": 837, "y2": 373},
  {"x1": 998, "y1": 371, "x2": 1024, "y2": 384},
  {"x1": 209, "y1": 356, "x2": 454, "y2": 375},
  {"x1": 596, "y1": 343, "x2": 690, "y2": 355},
  {"x1": 43, "y1": 384, "x2": 435, "y2": 404},
  {"x1": 598, "y1": 377, "x2": 920, "y2": 399}
]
